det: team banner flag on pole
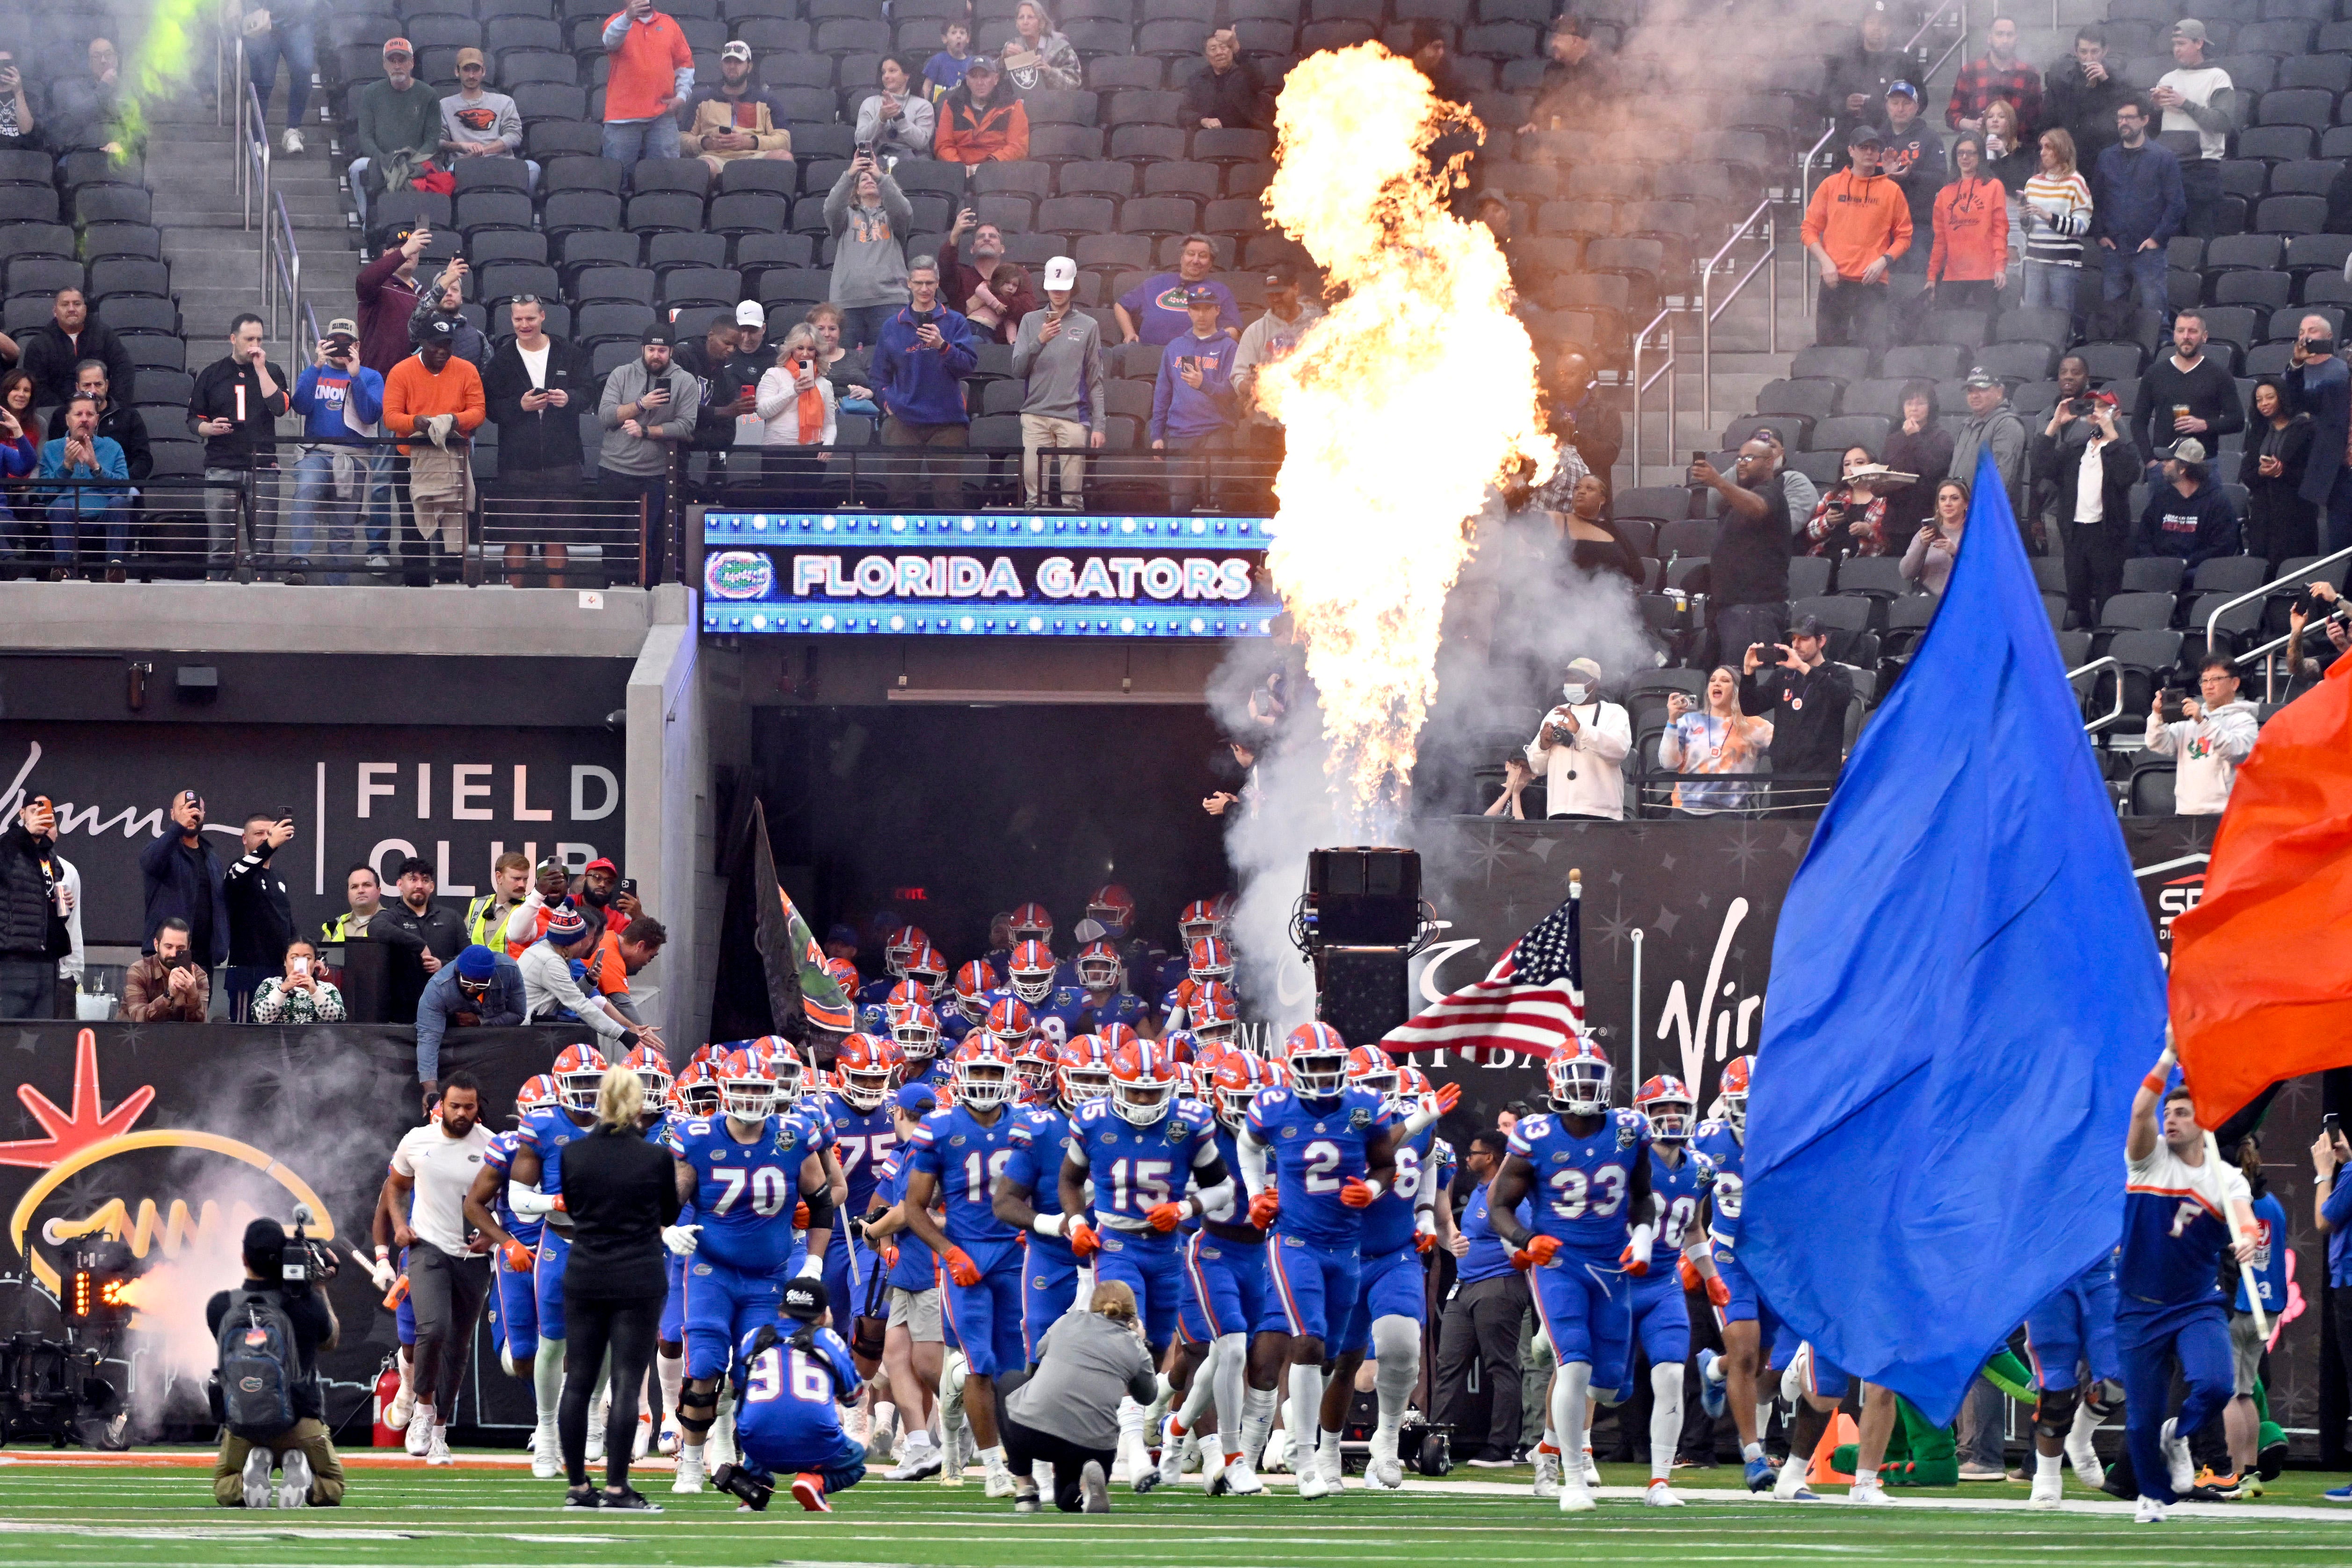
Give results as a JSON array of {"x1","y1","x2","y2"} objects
[
  {"x1": 749, "y1": 799, "x2": 853, "y2": 1032},
  {"x1": 2171, "y1": 648, "x2": 2352, "y2": 1128},
  {"x1": 1387, "y1": 871, "x2": 1584, "y2": 1064},
  {"x1": 1741, "y1": 453, "x2": 2167, "y2": 1425}
]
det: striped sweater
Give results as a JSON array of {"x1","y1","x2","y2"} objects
[{"x1": 2021, "y1": 170, "x2": 2093, "y2": 268}]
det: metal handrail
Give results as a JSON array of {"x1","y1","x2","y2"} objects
[
  {"x1": 271, "y1": 190, "x2": 304, "y2": 368},
  {"x1": 1629, "y1": 307, "x2": 1677, "y2": 475},
  {"x1": 1699, "y1": 199, "x2": 1778, "y2": 434},
  {"x1": 1902, "y1": 0, "x2": 1963, "y2": 57},
  {"x1": 2205, "y1": 545, "x2": 2352, "y2": 656},
  {"x1": 1796, "y1": 123, "x2": 1837, "y2": 218},
  {"x1": 2067, "y1": 654, "x2": 2125, "y2": 733}
]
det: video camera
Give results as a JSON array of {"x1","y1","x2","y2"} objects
[{"x1": 279, "y1": 1204, "x2": 338, "y2": 1300}]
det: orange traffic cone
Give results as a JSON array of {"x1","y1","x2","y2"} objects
[{"x1": 1808, "y1": 1412, "x2": 1861, "y2": 1486}]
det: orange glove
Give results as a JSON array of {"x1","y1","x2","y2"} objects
[
  {"x1": 501, "y1": 1239, "x2": 534, "y2": 1272},
  {"x1": 942, "y1": 1245, "x2": 982, "y2": 1287},
  {"x1": 1431, "y1": 1082, "x2": 1462, "y2": 1114},
  {"x1": 1619, "y1": 1242, "x2": 1649, "y2": 1277},
  {"x1": 1525, "y1": 1234, "x2": 1561, "y2": 1266},
  {"x1": 1338, "y1": 1176, "x2": 1378, "y2": 1209},
  {"x1": 1146, "y1": 1201, "x2": 1188, "y2": 1234},
  {"x1": 1067, "y1": 1220, "x2": 1102, "y2": 1259},
  {"x1": 1412, "y1": 1227, "x2": 1437, "y2": 1255},
  {"x1": 794, "y1": 1199, "x2": 811, "y2": 1228},
  {"x1": 1509, "y1": 1249, "x2": 1532, "y2": 1271},
  {"x1": 1678, "y1": 1255, "x2": 1702, "y2": 1292},
  {"x1": 1706, "y1": 1274, "x2": 1731, "y2": 1308},
  {"x1": 1248, "y1": 1189, "x2": 1280, "y2": 1228},
  {"x1": 550, "y1": 1194, "x2": 566, "y2": 1213}
]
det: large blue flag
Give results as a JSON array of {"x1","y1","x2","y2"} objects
[{"x1": 1740, "y1": 451, "x2": 2166, "y2": 1425}]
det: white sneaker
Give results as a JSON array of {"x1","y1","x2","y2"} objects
[
  {"x1": 2064, "y1": 1423, "x2": 2104, "y2": 1488},
  {"x1": 1532, "y1": 1448, "x2": 1562, "y2": 1500},
  {"x1": 1581, "y1": 1446, "x2": 1602, "y2": 1488},
  {"x1": 2134, "y1": 1495, "x2": 2167, "y2": 1524},
  {"x1": 1848, "y1": 1480, "x2": 1893, "y2": 1507},
  {"x1": 1557, "y1": 1479, "x2": 1596, "y2": 1513},
  {"x1": 672, "y1": 1447, "x2": 705, "y2": 1494},
  {"x1": 405, "y1": 1406, "x2": 433, "y2": 1458},
  {"x1": 2161, "y1": 1418, "x2": 2194, "y2": 1496},
  {"x1": 1220, "y1": 1454, "x2": 1263, "y2": 1495},
  {"x1": 938, "y1": 1422, "x2": 965, "y2": 1487},
  {"x1": 659, "y1": 1415, "x2": 682, "y2": 1457},
  {"x1": 2028, "y1": 1472, "x2": 2063, "y2": 1510},
  {"x1": 983, "y1": 1455, "x2": 1016, "y2": 1499},
  {"x1": 1366, "y1": 1431, "x2": 1404, "y2": 1490},
  {"x1": 886, "y1": 1434, "x2": 942, "y2": 1481},
  {"x1": 1157, "y1": 1419, "x2": 1186, "y2": 1489},
  {"x1": 1295, "y1": 1465, "x2": 1331, "y2": 1499},
  {"x1": 531, "y1": 1419, "x2": 561, "y2": 1479},
  {"x1": 424, "y1": 1427, "x2": 453, "y2": 1466},
  {"x1": 586, "y1": 1405, "x2": 607, "y2": 1466},
  {"x1": 386, "y1": 1379, "x2": 415, "y2": 1434},
  {"x1": 282, "y1": 128, "x2": 305, "y2": 155},
  {"x1": 240, "y1": 1445, "x2": 274, "y2": 1508},
  {"x1": 1644, "y1": 1479, "x2": 1684, "y2": 1507},
  {"x1": 277, "y1": 1448, "x2": 313, "y2": 1508}
]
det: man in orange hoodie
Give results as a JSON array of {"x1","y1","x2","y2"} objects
[
  {"x1": 1801, "y1": 123, "x2": 1913, "y2": 351},
  {"x1": 382, "y1": 319, "x2": 486, "y2": 577}
]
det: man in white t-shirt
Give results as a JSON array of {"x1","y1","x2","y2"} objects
[
  {"x1": 1525, "y1": 656, "x2": 1633, "y2": 820},
  {"x1": 2150, "y1": 19, "x2": 2234, "y2": 239},
  {"x1": 384, "y1": 1074, "x2": 496, "y2": 1466}
]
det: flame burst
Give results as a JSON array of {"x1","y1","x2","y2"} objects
[{"x1": 1257, "y1": 44, "x2": 1554, "y2": 829}]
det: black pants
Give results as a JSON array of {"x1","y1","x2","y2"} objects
[
  {"x1": 1815, "y1": 278, "x2": 1889, "y2": 351},
  {"x1": 2062, "y1": 520, "x2": 2125, "y2": 630},
  {"x1": 560, "y1": 1290, "x2": 662, "y2": 1489},
  {"x1": 2181, "y1": 157, "x2": 2221, "y2": 240},
  {"x1": 999, "y1": 1409, "x2": 1113, "y2": 1511},
  {"x1": 599, "y1": 466, "x2": 670, "y2": 584},
  {"x1": 1434, "y1": 1272, "x2": 1530, "y2": 1462},
  {"x1": 407, "y1": 1241, "x2": 491, "y2": 1418}
]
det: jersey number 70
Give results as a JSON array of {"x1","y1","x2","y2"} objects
[{"x1": 711, "y1": 1165, "x2": 791, "y2": 1217}]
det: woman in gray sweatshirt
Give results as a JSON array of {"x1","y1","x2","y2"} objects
[
  {"x1": 1000, "y1": 1282, "x2": 1157, "y2": 1513},
  {"x1": 825, "y1": 153, "x2": 915, "y2": 351}
]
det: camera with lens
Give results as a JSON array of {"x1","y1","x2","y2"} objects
[
  {"x1": 279, "y1": 1204, "x2": 337, "y2": 1299},
  {"x1": 2157, "y1": 683, "x2": 2192, "y2": 725}
]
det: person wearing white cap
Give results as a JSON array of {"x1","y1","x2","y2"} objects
[
  {"x1": 726, "y1": 301, "x2": 777, "y2": 449},
  {"x1": 684, "y1": 40, "x2": 793, "y2": 175},
  {"x1": 1524, "y1": 658, "x2": 1631, "y2": 821},
  {"x1": 1009, "y1": 257, "x2": 1106, "y2": 507}
]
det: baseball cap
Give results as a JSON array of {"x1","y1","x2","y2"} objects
[
  {"x1": 1184, "y1": 284, "x2": 1221, "y2": 306},
  {"x1": 964, "y1": 53, "x2": 999, "y2": 73},
  {"x1": 2173, "y1": 17, "x2": 2207, "y2": 42},
  {"x1": 455, "y1": 46, "x2": 485, "y2": 67},
  {"x1": 1963, "y1": 365, "x2": 2001, "y2": 388},
  {"x1": 1265, "y1": 259, "x2": 1300, "y2": 286},
  {"x1": 324, "y1": 316, "x2": 359, "y2": 343},
  {"x1": 735, "y1": 299, "x2": 766, "y2": 327},
  {"x1": 643, "y1": 325, "x2": 675, "y2": 347},
  {"x1": 1565, "y1": 656, "x2": 1604, "y2": 682},
  {"x1": 1847, "y1": 122, "x2": 1882, "y2": 146},
  {"x1": 382, "y1": 36, "x2": 413, "y2": 55},
  {"x1": 782, "y1": 1278, "x2": 829, "y2": 1322},
  {"x1": 2159, "y1": 436, "x2": 2209, "y2": 465},
  {"x1": 1789, "y1": 614, "x2": 1826, "y2": 639},
  {"x1": 585, "y1": 857, "x2": 619, "y2": 874},
  {"x1": 1886, "y1": 80, "x2": 1917, "y2": 100},
  {"x1": 825, "y1": 922, "x2": 860, "y2": 950},
  {"x1": 896, "y1": 1082, "x2": 938, "y2": 1115},
  {"x1": 1043, "y1": 254, "x2": 1078, "y2": 290},
  {"x1": 721, "y1": 38, "x2": 753, "y2": 60},
  {"x1": 420, "y1": 316, "x2": 456, "y2": 341}
]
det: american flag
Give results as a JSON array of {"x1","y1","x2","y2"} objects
[{"x1": 1386, "y1": 887, "x2": 1584, "y2": 1064}]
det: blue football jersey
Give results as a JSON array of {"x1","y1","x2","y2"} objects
[
  {"x1": 1028, "y1": 986, "x2": 1089, "y2": 1047},
  {"x1": 1004, "y1": 1104, "x2": 1073, "y2": 1222},
  {"x1": 481, "y1": 1128, "x2": 543, "y2": 1246},
  {"x1": 899, "y1": 1055, "x2": 950, "y2": 1091},
  {"x1": 1689, "y1": 1118, "x2": 1745, "y2": 1248},
  {"x1": 732, "y1": 1321, "x2": 861, "y2": 1457},
  {"x1": 2120, "y1": 1142, "x2": 2250, "y2": 1307},
  {"x1": 856, "y1": 976, "x2": 897, "y2": 1009},
  {"x1": 666, "y1": 1110, "x2": 819, "y2": 1275},
  {"x1": 1245, "y1": 1083, "x2": 1394, "y2": 1248},
  {"x1": 818, "y1": 1092, "x2": 898, "y2": 1217},
  {"x1": 1360, "y1": 1121, "x2": 1441, "y2": 1256},
  {"x1": 907, "y1": 1103, "x2": 1023, "y2": 1247},
  {"x1": 856, "y1": 1001, "x2": 893, "y2": 1037},
  {"x1": 1212, "y1": 1125, "x2": 1264, "y2": 1237},
  {"x1": 1083, "y1": 990, "x2": 1152, "y2": 1033},
  {"x1": 1067, "y1": 1096, "x2": 1221, "y2": 1228},
  {"x1": 1510, "y1": 1108, "x2": 1650, "y2": 1255},
  {"x1": 1650, "y1": 1147, "x2": 1713, "y2": 1252},
  {"x1": 516, "y1": 1103, "x2": 597, "y2": 1205},
  {"x1": 939, "y1": 1010, "x2": 980, "y2": 1045}
]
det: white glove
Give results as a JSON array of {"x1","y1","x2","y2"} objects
[
  {"x1": 1626, "y1": 1221, "x2": 1656, "y2": 1274},
  {"x1": 364, "y1": 1256, "x2": 398, "y2": 1292},
  {"x1": 795, "y1": 1251, "x2": 824, "y2": 1279},
  {"x1": 662, "y1": 1223, "x2": 701, "y2": 1256}
]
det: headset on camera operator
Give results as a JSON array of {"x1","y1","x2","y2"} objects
[{"x1": 208, "y1": 1213, "x2": 345, "y2": 1508}]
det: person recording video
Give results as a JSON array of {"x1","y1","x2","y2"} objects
[{"x1": 209, "y1": 1217, "x2": 344, "y2": 1508}]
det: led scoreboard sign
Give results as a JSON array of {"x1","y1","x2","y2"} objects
[{"x1": 700, "y1": 511, "x2": 1280, "y2": 638}]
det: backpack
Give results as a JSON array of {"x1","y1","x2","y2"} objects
[{"x1": 216, "y1": 1288, "x2": 300, "y2": 1438}]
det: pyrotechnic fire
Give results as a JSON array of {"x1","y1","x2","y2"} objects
[{"x1": 1257, "y1": 44, "x2": 1555, "y2": 829}]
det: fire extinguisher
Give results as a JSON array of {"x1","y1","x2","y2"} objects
[{"x1": 373, "y1": 1361, "x2": 405, "y2": 1447}]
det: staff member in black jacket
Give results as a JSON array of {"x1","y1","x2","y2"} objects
[
  {"x1": 0, "y1": 794, "x2": 70, "y2": 1021},
  {"x1": 1738, "y1": 616, "x2": 1854, "y2": 811},
  {"x1": 480, "y1": 297, "x2": 589, "y2": 588},
  {"x1": 2033, "y1": 390, "x2": 2137, "y2": 628},
  {"x1": 556, "y1": 1065, "x2": 679, "y2": 1512},
  {"x1": 189, "y1": 314, "x2": 291, "y2": 579}
]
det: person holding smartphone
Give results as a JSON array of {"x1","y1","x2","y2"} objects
[
  {"x1": 1009, "y1": 256, "x2": 1105, "y2": 507},
  {"x1": 755, "y1": 324, "x2": 839, "y2": 509},
  {"x1": 597, "y1": 326, "x2": 700, "y2": 578},
  {"x1": 123, "y1": 918, "x2": 211, "y2": 1023},
  {"x1": 289, "y1": 320, "x2": 384, "y2": 583},
  {"x1": 0, "y1": 793, "x2": 71, "y2": 1020},
  {"x1": 223, "y1": 810, "x2": 298, "y2": 1020},
  {"x1": 249, "y1": 937, "x2": 348, "y2": 1024}
]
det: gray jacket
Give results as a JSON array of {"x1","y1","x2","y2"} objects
[
  {"x1": 824, "y1": 169, "x2": 915, "y2": 309},
  {"x1": 1950, "y1": 404, "x2": 2028, "y2": 518},
  {"x1": 597, "y1": 357, "x2": 701, "y2": 476},
  {"x1": 1009, "y1": 305, "x2": 1105, "y2": 426},
  {"x1": 1002, "y1": 1310, "x2": 1157, "y2": 1451},
  {"x1": 854, "y1": 92, "x2": 933, "y2": 156}
]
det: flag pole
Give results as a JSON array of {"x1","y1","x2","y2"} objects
[{"x1": 2176, "y1": 1023, "x2": 2271, "y2": 1342}]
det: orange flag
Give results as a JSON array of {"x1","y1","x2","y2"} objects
[{"x1": 2171, "y1": 652, "x2": 2352, "y2": 1128}]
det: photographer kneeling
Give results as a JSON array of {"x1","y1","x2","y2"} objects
[{"x1": 210, "y1": 1217, "x2": 344, "y2": 1508}]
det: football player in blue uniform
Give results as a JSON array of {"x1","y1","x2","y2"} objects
[
  {"x1": 1085, "y1": 883, "x2": 1136, "y2": 942},
  {"x1": 1009, "y1": 939, "x2": 1089, "y2": 1047},
  {"x1": 1485, "y1": 1039, "x2": 1653, "y2": 1514},
  {"x1": 665, "y1": 1046, "x2": 838, "y2": 1495},
  {"x1": 1177, "y1": 1048, "x2": 1283, "y2": 1495},
  {"x1": 820, "y1": 1033, "x2": 903, "y2": 1352},
  {"x1": 940, "y1": 960, "x2": 994, "y2": 1046},
  {"x1": 2024, "y1": 1246, "x2": 2123, "y2": 1506},
  {"x1": 1236, "y1": 1022, "x2": 1399, "y2": 1500},
  {"x1": 864, "y1": 1082, "x2": 947, "y2": 1481},
  {"x1": 858, "y1": 978, "x2": 930, "y2": 1044},
  {"x1": 2117, "y1": 1052, "x2": 2255, "y2": 1523},
  {"x1": 857, "y1": 925, "x2": 929, "y2": 1009},
  {"x1": 901, "y1": 1036, "x2": 1029, "y2": 1497},
  {"x1": 991, "y1": 1036, "x2": 1086, "y2": 1363},
  {"x1": 1690, "y1": 1055, "x2": 1779, "y2": 1491},
  {"x1": 503, "y1": 1043, "x2": 608, "y2": 1476},
  {"x1": 710, "y1": 1278, "x2": 868, "y2": 1513},
  {"x1": 467, "y1": 1072, "x2": 558, "y2": 1392},
  {"x1": 1076, "y1": 938, "x2": 1153, "y2": 1036}
]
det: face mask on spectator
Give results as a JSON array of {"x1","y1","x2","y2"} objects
[{"x1": 1562, "y1": 682, "x2": 1589, "y2": 704}]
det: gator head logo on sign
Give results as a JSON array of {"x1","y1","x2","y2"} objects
[{"x1": 704, "y1": 550, "x2": 775, "y2": 601}]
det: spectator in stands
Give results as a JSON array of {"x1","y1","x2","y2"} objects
[
  {"x1": 2150, "y1": 19, "x2": 2233, "y2": 241},
  {"x1": 1117, "y1": 235, "x2": 1239, "y2": 347},
  {"x1": 856, "y1": 55, "x2": 934, "y2": 159},
  {"x1": 20, "y1": 290, "x2": 134, "y2": 409},
  {"x1": 0, "y1": 794, "x2": 67, "y2": 1020},
  {"x1": 1233, "y1": 260, "x2": 1319, "y2": 468},
  {"x1": 0, "y1": 395, "x2": 37, "y2": 569},
  {"x1": 2286, "y1": 581, "x2": 2352, "y2": 681},
  {"x1": 1880, "y1": 82, "x2": 1943, "y2": 276},
  {"x1": 941, "y1": 210, "x2": 1035, "y2": 345},
  {"x1": 190, "y1": 315, "x2": 289, "y2": 580},
  {"x1": 48, "y1": 38, "x2": 134, "y2": 159},
  {"x1": 2034, "y1": 388, "x2": 2134, "y2": 632},
  {"x1": 826, "y1": 152, "x2": 914, "y2": 351},
  {"x1": 1151, "y1": 287, "x2": 1241, "y2": 514},
  {"x1": 2045, "y1": 25, "x2": 2131, "y2": 168},
  {"x1": 601, "y1": 0, "x2": 694, "y2": 164},
  {"x1": 123, "y1": 918, "x2": 208, "y2": 1023},
  {"x1": 414, "y1": 945, "x2": 524, "y2": 1092},
  {"x1": 1802, "y1": 448, "x2": 1891, "y2": 558},
  {"x1": 0, "y1": 49, "x2": 37, "y2": 153},
  {"x1": 249, "y1": 937, "x2": 346, "y2": 1024},
  {"x1": 1950, "y1": 367, "x2": 2027, "y2": 529},
  {"x1": 287, "y1": 322, "x2": 379, "y2": 584},
  {"x1": 1552, "y1": 472, "x2": 1643, "y2": 582},
  {"x1": 935, "y1": 56, "x2": 1029, "y2": 164},
  {"x1": 2091, "y1": 96, "x2": 2182, "y2": 320},
  {"x1": 357, "y1": 225, "x2": 430, "y2": 378},
  {"x1": 1926, "y1": 134, "x2": 2007, "y2": 310},
  {"x1": 1946, "y1": 15, "x2": 2039, "y2": 137},
  {"x1": 463, "y1": 855, "x2": 531, "y2": 951},
  {"x1": 720, "y1": 301, "x2": 778, "y2": 454},
  {"x1": 244, "y1": 0, "x2": 317, "y2": 156},
  {"x1": 674, "y1": 316, "x2": 749, "y2": 485},
  {"x1": 1526, "y1": 15, "x2": 1611, "y2": 133},
  {"x1": 1523, "y1": 657, "x2": 1630, "y2": 820},
  {"x1": 377, "y1": 855, "x2": 467, "y2": 977},
  {"x1": 440, "y1": 50, "x2": 528, "y2": 184},
  {"x1": 1184, "y1": 29, "x2": 1266, "y2": 132},
  {"x1": 409, "y1": 260, "x2": 487, "y2": 368},
  {"x1": 1755, "y1": 426, "x2": 1820, "y2": 523},
  {"x1": 1689, "y1": 439, "x2": 1792, "y2": 662},
  {"x1": 2146, "y1": 656, "x2": 2257, "y2": 814},
  {"x1": 141, "y1": 789, "x2": 225, "y2": 969},
  {"x1": 1902, "y1": 478, "x2": 1968, "y2": 594},
  {"x1": 350, "y1": 39, "x2": 442, "y2": 237},
  {"x1": 321, "y1": 864, "x2": 382, "y2": 943},
  {"x1": 1802, "y1": 124, "x2": 1910, "y2": 351},
  {"x1": 754, "y1": 325, "x2": 837, "y2": 508},
  {"x1": 807, "y1": 304, "x2": 875, "y2": 410},
  {"x1": 1823, "y1": 1, "x2": 1912, "y2": 135},
  {"x1": 1011, "y1": 257, "x2": 1105, "y2": 508},
  {"x1": 382, "y1": 319, "x2": 485, "y2": 574},
  {"x1": 1660, "y1": 669, "x2": 1774, "y2": 818},
  {"x1": 2135, "y1": 436, "x2": 2241, "y2": 567},
  {"x1": 688, "y1": 40, "x2": 793, "y2": 175},
  {"x1": 44, "y1": 359, "x2": 151, "y2": 493},
  {"x1": 481, "y1": 296, "x2": 587, "y2": 587},
  {"x1": 1408, "y1": 19, "x2": 1466, "y2": 107},
  {"x1": 872, "y1": 258, "x2": 980, "y2": 509},
  {"x1": 2019, "y1": 129, "x2": 2092, "y2": 314},
  {"x1": 924, "y1": 17, "x2": 974, "y2": 103},
  {"x1": 1979, "y1": 97, "x2": 2035, "y2": 208},
  {"x1": 598, "y1": 326, "x2": 699, "y2": 557},
  {"x1": 1740, "y1": 615, "x2": 1853, "y2": 791},
  {"x1": 2133, "y1": 309, "x2": 2242, "y2": 472},
  {"x1": 39, "y1": 394, "x2": 130, "y2": 581},
  {"x1": 2239, "y1": 378, "x2": 2315, "y2": 573},
  {"x1": 1546, "y1": 347, "x2": 1620, "y2": 482},
  {"x1": 2282, "y1": 316, "x2": 2352, "y2": 559},
  {"x1": 1001, "y1": 1, "x2": 1082, "y2": 93}
]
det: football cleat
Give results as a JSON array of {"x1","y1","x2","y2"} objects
[
  {"x1": 2134, "y1": 1495, "x2": 2167, "y2": 1524},
  {"x1": 1556, "y1": 1479, "x2": 1595, "y2": 1513},
  {"x1": 1217, "y1": 1454, "x2": 1263, "y2": 1495},
  {"x1": 1743, "y1": 1456, "x2": 1774, "y2": 1492},
  {"x1": 2161, "y1": 1418, "x2": 2194, "y2": 1495},
  {"x1": 1531, "y1": 1447, "x2": 1562, "y2": 1500},
  {"x1": 2028, "y1": 1471, "x2": 2062, "y2": 1510},
  {"x1": 1697, "y1": 1349, "x2": 1728, "y2": 1419},
  {"x1": 1848, "y1": 1479, "x2": 1894, "y2": 1506},
  {"x1": 672, "y1": 1447, "x2": 706, "y2": 1493},
  {"x1": 1644, "y1": 1479, "x2": 1684, "y2": 1507}
]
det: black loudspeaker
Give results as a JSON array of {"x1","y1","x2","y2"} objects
[
  {"x1": 1308, "y1": 847, "x2": 1422, "y2": 946},
  {"x1": 1315, "y1": 946, "x2": 1410, "y2": 1049}
]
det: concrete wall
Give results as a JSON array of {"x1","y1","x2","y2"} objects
[{"x1": 0, "y1": 581, "x2": 656, "y2": 658}]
